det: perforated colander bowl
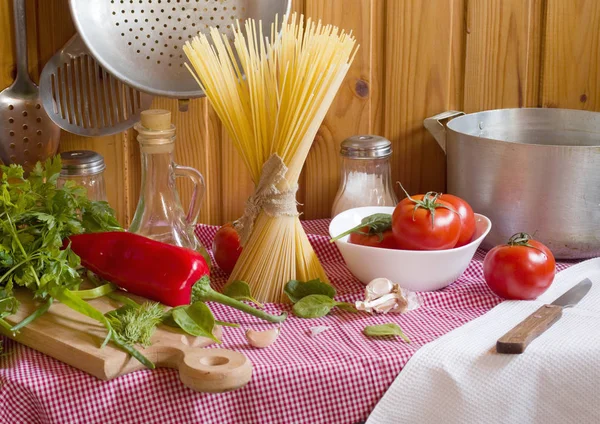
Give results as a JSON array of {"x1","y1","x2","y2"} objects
[{"x1": 69, "y1": 0, "x2": 290, "y2": 99}]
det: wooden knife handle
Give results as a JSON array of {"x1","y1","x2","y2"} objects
[{"x1": 496, "y1": 304, "x2": 563, "y2": 354}]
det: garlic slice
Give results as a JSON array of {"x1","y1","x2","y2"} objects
[
  {"x1": 245, "y1": 327, "x2": 280, "y2": 348},
  {"x1": 309, "y1": 325, "x2": 331, "y2": 337},
  {"x1": 356, "y1": 278, "x2": 421, "y2": 314}
]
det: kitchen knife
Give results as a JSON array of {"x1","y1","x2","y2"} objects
[{"x1": 496, "y1": 278, "x2": 592, "y2": 354}]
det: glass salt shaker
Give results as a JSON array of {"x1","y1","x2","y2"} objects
[
  {"x1": 331, "y1": 135, "x2": 398, "y2": 217},
  {"x1": 57, "y1": 150, "x2": 107, "y2": 202},
  {"x1": 129, "y1": 109, "x2": 206, "y2": 255}
]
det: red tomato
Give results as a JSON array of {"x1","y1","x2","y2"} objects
[
  {"x1": 440, "y1": 194, "x2": 476, "y2": 247},
  {"x1": 483, "y1": 233, "x2": 556, "y2": 300},
  {"x1": 348, "y1": 227, "x2": 398, "y2": 249},
  {"x1": 392, "y1": 192, "x2": 462, "y2": 250},
  {"x1": 212, "y1": 223, "x2": 242, "y2": 275}
]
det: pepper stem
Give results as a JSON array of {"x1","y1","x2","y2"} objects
[{"x1": 203, "y1": 289, "x2": 287, "y2": 323}]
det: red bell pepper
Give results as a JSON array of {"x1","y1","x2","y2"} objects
[
  {"x1": 68, "y1": 232, "x2": 206, "y2": 307},
  {"x1": 67, "y1": 232, "x2": 286, "y2": 323}
]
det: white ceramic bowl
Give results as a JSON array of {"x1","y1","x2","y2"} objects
[{"x1": 329, "y1": 206, "x2": 492, "y2": 291}]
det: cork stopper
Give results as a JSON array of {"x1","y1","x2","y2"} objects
[{"x1": 140, "y1": 109, "x2": 172, "y2": 130}]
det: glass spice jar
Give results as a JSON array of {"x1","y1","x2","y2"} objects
[
  {"x1": 57, "y1": 150, "x2": 107, "y2": 202},
  {"x1": 331, "y1": 135, "x2": 398, "y2": 217}
]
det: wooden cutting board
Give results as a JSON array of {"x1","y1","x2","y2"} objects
[{"x1": 0, "y1": 289, "x2": 252, "y2": 393}]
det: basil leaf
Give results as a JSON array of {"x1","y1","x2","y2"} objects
[
  {"x1": 284, "y1": 279, "x2": 336, "y2": 303},
  {"x1": 330, "y1": 213, "x2": 392, "y2": 242},
  {"x1": 336, "y1": 302, "x2": 359, "y2": 313},
  {"x1": 363, "y1": 323, "x2": 410, "y2": 343},
  {"x1": 171, "y1": 301, "x2": 221, "y2": 343},
  {"x1": 293, "y1": 295, "x2": 336, "y2": 318},
  {"x1": 222, "y1": 280, "x2": 263, "y2": 308},
  {"x1": 292, "y1": 294, "x2": 356, "y2": 319}
]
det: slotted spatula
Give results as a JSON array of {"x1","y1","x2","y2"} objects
[
  {"x1": 40, "y1": 34, "x2": 153, "y2": 137},
  {"x1": 0, "y1": 0, "x2": 60, "y2": 168}
]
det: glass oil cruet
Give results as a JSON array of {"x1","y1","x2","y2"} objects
[{"x1": 130, "y1": 109, "x2": 207, "y2": 256}]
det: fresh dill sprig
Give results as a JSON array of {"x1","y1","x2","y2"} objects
[{"x1": 107, "y1": 302, "x2": 165, "y2": 347}]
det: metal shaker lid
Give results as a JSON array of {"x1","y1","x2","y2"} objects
[
  {"x1": 60, "y1": 150, "x2": 106, "y2": 176},
  {"x1": 340, "y1": 135, "x2": 392, "y2": 158}
]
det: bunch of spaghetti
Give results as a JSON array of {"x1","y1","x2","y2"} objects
[{"x1": 184, "y1": 14, "x2": 357, "y2": 303}]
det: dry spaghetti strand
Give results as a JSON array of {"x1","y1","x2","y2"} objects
[{"x1": 184, "y1": 14, "x2": 358, "y2": 303}]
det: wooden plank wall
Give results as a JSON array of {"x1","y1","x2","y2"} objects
[{"x1": 2, "y1": 0, "x2": 599, "y2": 225}]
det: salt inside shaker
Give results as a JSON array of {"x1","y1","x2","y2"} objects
[
  {"x1": 57, "y1": 150, "x2": 107, "y2": 202},
  {"x1": 331, "y1": 135, "x2": 398, "y2": 217}
]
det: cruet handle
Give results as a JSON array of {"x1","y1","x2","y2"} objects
[{"x1": 174, "y1": 164, "x2": 205, "y2": 226}]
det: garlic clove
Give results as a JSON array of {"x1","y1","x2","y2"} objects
[
  {"x1": 245, "y1": 327, "x2": 280, "y2": 348},
  {"x1": 357, "y1": 280, "x2": 421, "y2": 314},
  {"x1": 365, "y1": 278, "x2": 395, "y2": 301},
  {"x1": 309, "y1": 325, "x2": 331, "y2": 337}
]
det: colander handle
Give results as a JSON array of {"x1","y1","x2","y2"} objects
[{"x1": 174, "y1": 164, "x2": 205, "y2": 226}]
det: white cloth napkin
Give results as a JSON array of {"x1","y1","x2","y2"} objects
[{"x1": 367, "y1": 258, "x2": 600, "y2": 424}]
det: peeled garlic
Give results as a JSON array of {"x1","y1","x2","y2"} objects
[
  {"x1": 356, "y1": 278, "x2": 421, "y2": 314},
  {"x1": 309, "y1": 325, "x2": 331, "y2": 337},
  {"x1": 245, "y1": 327, "x2": 280, "y2": 348},
  {"x1": 365, "y1": 278, "x2": 395, "y2": 299}
]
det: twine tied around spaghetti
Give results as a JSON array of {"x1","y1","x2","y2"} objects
[{"x1": 237, "y1": 154, "x2": 300, "y2": 245}]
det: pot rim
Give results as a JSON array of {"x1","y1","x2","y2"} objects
[{"x1": 446, "y1": 108, "x2": 600, "y2": 149}]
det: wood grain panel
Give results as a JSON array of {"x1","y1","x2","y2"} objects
[
  {"x1": 384, "y1": 0, "x2": 465, "y2": 196},
  {"x1": 127, "y1": 97, "x2": 223, "y2": 226},
  {"x1": 300, "y1": 0, "x2": 383, "y2": 219},
  {"x1": 34, "y1": 0, "x2": 128, "y2": 225},
  {"x1": 542, "y1": 0, "x2": 600, "y2": 109},
  {"x1": 1, "y1": 0, "x2": 599, "y2": 224},
  {"x1": 0, "y1": 0, "x2": 38, "y2": 87},
  {"x1": 464, "y1": 0, "x2": 544, "y2": 111}
]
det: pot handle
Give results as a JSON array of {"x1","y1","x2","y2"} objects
[{"x1": 423, "y1": 111, "x2": 465, "y2": 153}]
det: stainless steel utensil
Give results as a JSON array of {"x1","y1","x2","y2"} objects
[
  {"x1": 40, "y1": 35, "x2": 153, "y2": 137},
  {"x1": 496, "y1": 278, "x2": 592, "y2": 354},
  {"x1": 68, "y1": 0, "x2": 291, "y2": 103},
  {"x1": 424, "y1": 108, "x2": 600, "y2": 259},
  {"x1": 0, "y1": 0, "x2": 60, "y2": 169}
]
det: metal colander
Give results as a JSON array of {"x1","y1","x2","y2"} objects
[{"x1": 68, "y1": 0, "x2": 291, "y2": 99}]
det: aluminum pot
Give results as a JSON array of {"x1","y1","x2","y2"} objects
[{"x1": 424, "y1": 108, "x2": 600, "y2": 259}]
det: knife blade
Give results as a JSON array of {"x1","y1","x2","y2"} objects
[{"x1": 496, "y1": 278, "x2": 592, "y2": 354}]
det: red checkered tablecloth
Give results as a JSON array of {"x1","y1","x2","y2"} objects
[{"x1": 0, "y1": 220, "x2": 571, "y2": 424}]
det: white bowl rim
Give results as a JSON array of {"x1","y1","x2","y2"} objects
[{"x1": 329, "y1": 206, "x2": 492, "y2": 254}]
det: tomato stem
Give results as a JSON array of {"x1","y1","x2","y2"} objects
[
  {"x1": 397, "y1": 183, "x2": 458, "y2": 229},
  {"x1": 507, "y1": 232, "x2": 547, "y2": 257}
]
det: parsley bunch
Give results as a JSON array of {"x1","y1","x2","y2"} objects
[{"x1": 0, "y1": 158, "x2": 128, "y2": 357}]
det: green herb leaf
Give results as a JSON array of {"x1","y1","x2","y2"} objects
[
  {"x1": 215, "y1": 320, "x2": 240, "y2": 328},
  {"x1": 106, "y1": 302, "x2": 164, "y2": 347},
  {"x1": 284, "y1": 279, "x2": 336, "y2": 303},
  {"x1": 171, "y1": 301, "x2": 221, "y2": 343},
  {"x1": 222, "y1": 280, "x2": 263, "y2": 308},
  {"x1": 330, "y1": 213, "x2": 392, "y2": 242},
  {"x1": 363, "y1": 323, "x2": 410, "y2": 343},
  {"x1": 10, "y1": 297, "x2": 53, "y2": 332},
  {"x1": 292, "y1": 294, "x2": 357, "y2": 319},
  {"x1": 72, "y1": 283, "x2": 116, "y2": 300}
]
